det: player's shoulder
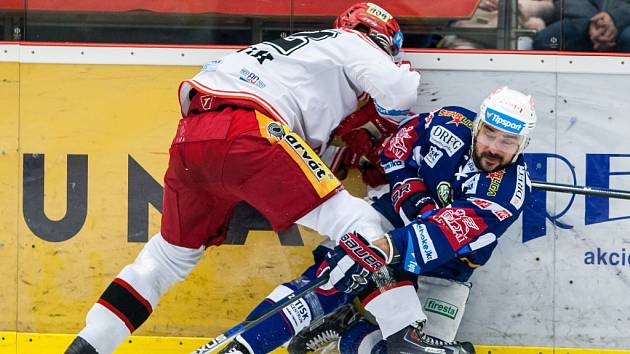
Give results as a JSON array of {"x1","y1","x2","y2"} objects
[{"x1": 429, "y1": 106, "x2": 477, "y2": 130}]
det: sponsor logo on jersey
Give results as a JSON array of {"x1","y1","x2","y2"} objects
[
  {"x1": 412, "y1": 223, "x2": 438, "y2": 264},
  {"x1": 485, "y1": 108, "x2": 524, "y2": 135},
  {"x1": 439, "y1": 109, "x2": 473, "y2": 129},
  {"x1": 383, "y1": 159, "x2": 405, "y2": 174},
  {"x1": 424, "y1": 298, "x2": 459, "y2": 320},
  {"x1": 239, "y1": 68, "x2": 266, "y2": 88},
  {"x1": 436, "y1": 181, "x2": 452, "y2": 207},
  {"x1": 468, "y1": 197, "x2": 513, "y2": 221},
  {"x1": 486, "y1": 170, "x2": 504, "y2": 196},
  {"x1": 424, "y1": 112, "x2": 434, "y2": 128},
  {"x1": 430, "y1": 126, "x2": 464, "y2": 157},
  {"x1": 386, "y1": 125, "x2": 414, "y2": 160},
  {"x1": 424, "y1": 146, "x2": 443, "y2": 168},
  {"x1": 366, "y1": 3, "x2": 393, "y2": 22},
  {"x1": 285, "y1": 134, "x2": 332, "y2": 181},
  {"x1": 266, "y1": 122, "x2": 285, "y2": 141},
  {"x1": 431, "y1": 208, "x2": 487, "y2": 249},
  {"x1": 200, "y1": 95, "x2": 213, "y2": 110},
  {"x1": 511, "y1": 165, "x2": 526, "y2": 209},
  {"x1": 403, "y1": 232, "x2": 420, "y2": 274}
]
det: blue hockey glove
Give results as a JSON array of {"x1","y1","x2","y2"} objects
[
  {"x1": 316, "y1": 232, "x2": 388, "y2": 294},
  {"x1": 391, "y1": 179, "x2": 438, "y2": 224}
]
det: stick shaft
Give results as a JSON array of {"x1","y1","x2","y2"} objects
[
  {"x1": 191, "y1": 274, "x2": 329, "y2": 354},
  {"x1": 531, "y1": 180, "x2": 630, "y2": 200}
]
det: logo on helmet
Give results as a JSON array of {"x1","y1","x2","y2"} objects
[
  {"x1": 485, "y1": 108, "x2": 524, "y2": 135},
  {"x1": 366, "y1": 3, "x2": 393, "y2": 22}
]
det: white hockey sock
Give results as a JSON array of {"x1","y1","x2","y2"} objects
[
  {"x1": 363, "y1": 282, "x2": 427, "y2": 339},
  {"x1": 77, "y1": 233, "x2": 203, "y2": 354}
]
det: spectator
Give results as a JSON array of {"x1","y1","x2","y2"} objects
[
  {"x1": 439, "y1": 0, "x2": 554, "y2": 49},
  {"x1": 533, "y1": 0, "x2": 630, "y2": 51}
]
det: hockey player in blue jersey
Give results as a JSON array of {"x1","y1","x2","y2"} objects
[
  {"x1": 219, "y1": 86, "x2": 537, "y2": 354},
  {"x1": 332, "y1": 86, "x2": 537, "y2": 354}
]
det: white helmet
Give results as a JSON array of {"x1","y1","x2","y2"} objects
[{"x1": 473, "y1": 86, "x2": 537, "y2": 162}]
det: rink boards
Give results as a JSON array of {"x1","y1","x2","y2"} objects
[{"x1": 1, "y1": 44, "x2": 630, "y2": 353}]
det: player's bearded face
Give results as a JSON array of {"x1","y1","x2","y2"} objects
[{"x1": 473, "y1": 124, "x2": 521, "y2": 173}]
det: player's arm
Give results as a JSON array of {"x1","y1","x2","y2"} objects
[
  {"x1": 344, "y1": 50, "x2": 420, "y2": 123},
  {"x1": 381, "y1": 114, "x2": 438, "y2": 224},
  {"x1": 386, "y1": 166, "x2": 530, "y2": 275}
]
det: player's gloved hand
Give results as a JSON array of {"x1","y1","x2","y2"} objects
[
  {"x1": 341, "y1": 128, "x2": 374, "y2": 161},
  {"x1": 316, "y1": 231, "x2": 388, "y2": 295},
  {"x1": 335, "y1": 99, "x2": 397, "y2": 151},
  {"x1": 391, "y1": 178, "x2": 438, "y2": 224}
]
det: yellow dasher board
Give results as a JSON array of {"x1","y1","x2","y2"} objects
[{"x1": 6, "y1": 62, "x2": 354, "y2": 340}]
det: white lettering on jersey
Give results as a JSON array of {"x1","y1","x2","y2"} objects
[
  {"x1": 468, "y1": 197, "x2": 513, "y2": 221},
  {"x1": 511, "y1": 165, "x2": 526, "y2": 209},
  {"x1": 456, "y1": 158, "x2": 478, "y2": 181},
  {"x1": 424, "y1": 146, "x2": 443, "y2": 168},
  {"x1": 462, "y1": 174, "x2": 480, "y2": 195},
  {"x1": 413, "y1": 224, "x2": 438, "y2": 264},
  {"x1": 383, "y1": 159, "x2": 405, "y2": 174},
  {"x1": 430, "y1": 126, "x2": 464, "y2": 157}
]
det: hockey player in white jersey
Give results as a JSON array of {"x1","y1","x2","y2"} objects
[{"x1": 64, "y1": 2, "x2": 421, "y2": 354}]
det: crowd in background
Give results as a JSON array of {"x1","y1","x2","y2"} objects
[{"x1": 1, "y1": 0, "x2": 630, "y2": 52}]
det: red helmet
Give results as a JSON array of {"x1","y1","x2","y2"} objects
[{"x1": 334, "y1": 2, "x2": 404, "y2": 56}]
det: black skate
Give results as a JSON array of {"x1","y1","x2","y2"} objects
[
  {"x1": 217, "y1": 339, "x2": 251, "y2": 354},
  {"x1": 287, "y1": 304, "x2": 360, "y2": 353},
  {"x1": 65, "y1": 336, "x2": 99, "y2": 354},
  {"x1": 387, "y1": 324, "x2": 476, "y2": 354}
]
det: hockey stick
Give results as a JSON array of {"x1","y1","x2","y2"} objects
[
  {"x1": 531, "y1": 180, "x2": 630, "y2": 200},
  {"x1": 190, "y1": 272, "x2": 330, "y2": 354}
]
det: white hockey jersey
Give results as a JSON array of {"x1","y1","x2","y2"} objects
[{"x1": 179, "y1": 28, "x2": 420, "y2": 150}]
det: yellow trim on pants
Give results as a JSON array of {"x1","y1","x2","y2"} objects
[{"x1": 255, "y1": 111, "x2": 340, "y2": 198}]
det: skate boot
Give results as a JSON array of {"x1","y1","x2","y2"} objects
[
  {"x1": 386, "y1": 322, "x2": 475, "y2": 354},
  {"x1": 338, "y1": 319, "x2": 386, "y2": 354},
  {"x1": 288, "y1": 304, "x2": 360, "y2": 353},
  {"x1": 65, "y1": 336, "x2": 98, "y2": 354}
]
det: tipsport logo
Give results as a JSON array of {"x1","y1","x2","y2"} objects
[{"x1": 485, "y1": 108, "x2": 524, "y2": 134}]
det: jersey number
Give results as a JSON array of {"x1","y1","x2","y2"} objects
[{"x1": 264, "y1": 30, "x2": 339, "y2": 56}]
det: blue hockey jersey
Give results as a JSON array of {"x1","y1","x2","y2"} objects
[{"x1": 378, "y1": 106, "x2": 531, "y2": 281}]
